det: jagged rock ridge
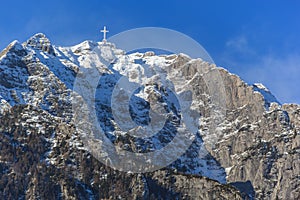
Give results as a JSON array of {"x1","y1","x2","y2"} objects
[{"x1": 0, "y1": 33, "x2": 299, "y2": 199}]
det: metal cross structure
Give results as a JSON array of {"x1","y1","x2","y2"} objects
[{"x1": 101, "y1": 26, "x2": 109, "y2": 42}]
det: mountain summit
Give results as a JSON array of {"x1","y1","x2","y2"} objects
[{"x1": 0, "y1": 34, "x2": 299, "y2": 199}]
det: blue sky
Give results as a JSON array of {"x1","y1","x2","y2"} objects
[{"x1": 1, "y1": 0, "x2": 300, "y2": 103}]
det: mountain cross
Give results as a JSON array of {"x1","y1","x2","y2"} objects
[{"x1": 101, "y1": 26, "x2": 109, "y2": 42}]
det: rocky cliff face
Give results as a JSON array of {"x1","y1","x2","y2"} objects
[{"x1": 0, "y1": 33, "x2": 299, "y2": 199}]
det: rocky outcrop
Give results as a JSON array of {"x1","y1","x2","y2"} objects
[
  {"x1": 198, "y1": 70, "x2": 300, "y2": 199},
  {"x1": 150, "y1": 170, "x2": 242, "y2": 200},
  {"x1": 0, "y1": 105, "x2": 242, "y2": 199},
  {"x1": 25, "y1": 33, "x2": 56, "y2": 56},
  {"x1": 163, "y1": 54, "x2": 300, "y2": 199}
]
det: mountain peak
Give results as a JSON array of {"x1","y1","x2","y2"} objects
[
  {"x1": 25, "y1": 33, "x2": 55, "y2": 56},
  {"x1": 71, "y1": 40, "x2": 99, "y2": 53},
  {"x1": 26, "y1": 33, "x2": 50, "y2": 45},
  {"x1": 253, "y1": 83, "x2": 269, "y2": 92},
  {"x1": 71, "y1": 40, "x2": 119, "y2": 53},
  {"x1": 0, "y1": 40, "x2": 27, "y2": 63},
  {"x1": 252, "y1": 83, "x2": 280, "y2": 108}
]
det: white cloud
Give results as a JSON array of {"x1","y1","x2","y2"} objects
[
  {"x1": 221, "y1": 35, "x2": 300, "y2": 104},
  {"x1": 225, "y1": 35, "x2": 256, "y2": 55},
  {"x1": 244, "y1": 54, "x2": 300, "y2": 104}
]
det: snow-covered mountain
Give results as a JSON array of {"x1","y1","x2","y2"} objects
[
  {"x1": 252, "y1": 83, "x2": 280, "y2": 109},
  {"x1": 0, "y1": 33, "x2": 299, "y2": 199}
]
